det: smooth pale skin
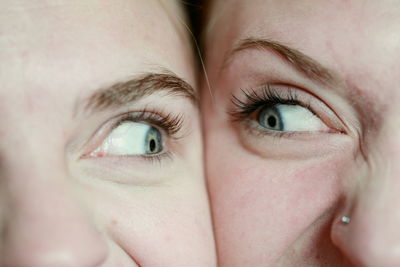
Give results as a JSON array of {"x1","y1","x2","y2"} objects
[
  {"x1": 0, "y1": 0, "x2": 216, "y2": 266},
  {"x1": 203, "y1": 0, "x2": 400, "y2": 266}
]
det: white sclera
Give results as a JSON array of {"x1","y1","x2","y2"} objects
[
  {"x1": 94, "y1": 122, "x2": 154, "y2": 155},
  {"x1": 262, "y1": 104, "x2": 329, "y2": 132}
]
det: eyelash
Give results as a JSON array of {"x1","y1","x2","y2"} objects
[
  {"x1": 230, "y1": 84, "x2": 314, "y2": 121},
  {"x1": 115, "y1": 109, "x2": 184, "y2": 137}
]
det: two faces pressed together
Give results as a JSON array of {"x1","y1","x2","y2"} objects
[{"x1": 1, "y1": 0, "x2": 400, "y2": 266}]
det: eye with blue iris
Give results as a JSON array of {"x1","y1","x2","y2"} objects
[
  {"x1": 145, "y1": 125, "x2": 163, "y2": 154},
  {"x1": 88, "y1": 111, "x2": 182, "y2": 158},
  {"x1": 92, "y1": 122, "x2": 163, "y2": 156},
  {"x1": 257, "y1": 104, "x2": 327, "y2": 132},
  {"x1": 258, "y1": 105, "x2": 283, "y2": 130},
  {"x1": 231, "y1": 85, "x2": 331, "y2": 134}
]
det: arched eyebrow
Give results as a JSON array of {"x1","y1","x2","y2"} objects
[
  {"x1": 224, "y1": 37, "x2": 340, "y2": 87},
  {"x1": 78, "y1": 71, "x2": 197, "y2": 115},
  {"x1": 223, "y1": 37, "x2": 384, "y2": 151}
]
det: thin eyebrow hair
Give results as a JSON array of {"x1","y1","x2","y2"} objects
[
  {"x1": 82, "y1": 71, "x2": 197, "y2": 114},
  {"x1": 225, "y1": 37, "x2": 339, "y2": 87}
]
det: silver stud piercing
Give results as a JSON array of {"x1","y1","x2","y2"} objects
[{"x1": 341, "y1": 216, "x2": 351, "y2": 224}]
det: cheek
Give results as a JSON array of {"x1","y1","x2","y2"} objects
[
  {"x1": 206, "y1": 134, "x2": 353, "y2": 263},
  {"x1": 108, "y1": 198, "x2": 212, "y2": 265},
  {"x1": 78, "y1": 176, "x2": 215, "y2": 266}
]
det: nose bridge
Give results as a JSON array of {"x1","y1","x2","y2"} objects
[
  {"x1": 331, "y1": 133, "x2": 400, "y2": 267},
  {"x1": 0, "y1": 149, "x2": 108, "y2": 266}
]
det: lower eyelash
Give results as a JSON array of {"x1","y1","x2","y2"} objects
[
  {"x1": 137, "y1": 150, "x2": 174, "y2": 164},
  {"x1": 242, "y1": 118, "x2": 299, "y2": 138}
]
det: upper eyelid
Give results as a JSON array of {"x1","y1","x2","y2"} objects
[
  {"x1": 114, "y1": 110, "x2": 184, "y2": 136},
  {"x1": 230, "y1": 85, "x2": 310, "y2": 118}
]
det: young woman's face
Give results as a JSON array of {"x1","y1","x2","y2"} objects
[
  {"x1": 203, "y1": 0, "x2": 400, "y2": 266},
  {"x1": 0, "y1": 0, "x2": 215, "y2": 266}
]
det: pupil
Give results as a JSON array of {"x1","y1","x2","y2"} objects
[
  {"x1": 267, "y1": 116, "x2": 277, "y2": 128},
  {"x1": 149, "y1": 139, "x2": 156, "y2": 152}
]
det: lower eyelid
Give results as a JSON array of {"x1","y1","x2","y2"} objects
[
  {"x1": 75, "y1": 153, "x2": 178, "y2": 185},
  {"x1": 240, "y1": 119, "x2": 338, "y2": 143},
  {"x1": 137, "y1": 151, "x2": 174, "y2": 164}
]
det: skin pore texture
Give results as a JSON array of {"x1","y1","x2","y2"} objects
[
  {"x1": 0, "y1": 0, "x2": 216, "y2": 266},
  {"x1": 202, "y1": 0, "x2": 400, "y2": 266}
]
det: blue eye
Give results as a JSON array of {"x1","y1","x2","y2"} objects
[
  {"x1": 257, "y1": 104, "x2": 328, "y2": 132},
  {"x1": 258, "y1": 105, "x2": 284, "y2": 130},
  {"x1": 145, "y1": 126, "x2": 162, "y2": 154},
  {"x1": 93, "y1": 122, "x2": 164, "y2": 156}
]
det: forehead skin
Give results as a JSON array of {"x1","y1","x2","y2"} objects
[
  {"x1": 206, "y1": 0, "x2": 400, "y2": 106},
  {"x1": 0, "y1": 0, "x2": 194, "y2": 120}
]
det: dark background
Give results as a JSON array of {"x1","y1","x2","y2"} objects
[{"x1": 182, "y1": 0, "x2": 203, "y2": 42}]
